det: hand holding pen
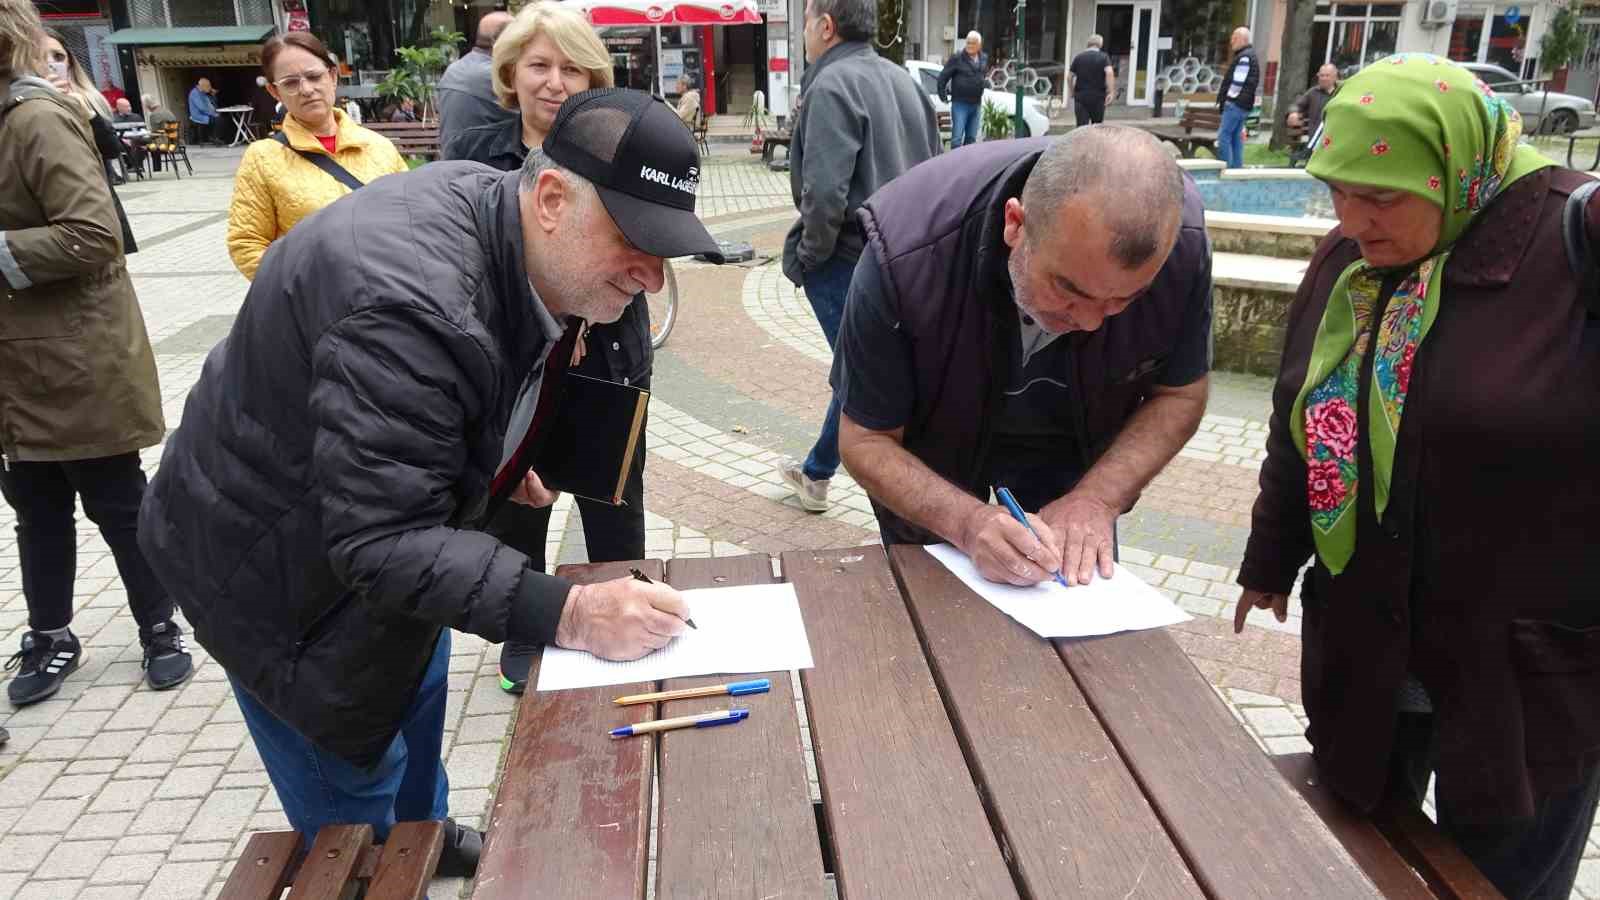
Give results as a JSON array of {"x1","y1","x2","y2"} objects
[
  {"x1": 552, "y1": 573, "x2": 694, "y2": 662},
  {"x1": 958, "y1": 492, "x2": 1065, "y2": 587}
]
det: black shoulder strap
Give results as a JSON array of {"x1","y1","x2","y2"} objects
[
  {"x1": 273, "y1": 130, "x2": 367, "y2": 192},
  {"x1": 1561, "y1": 178, "x2": 1600, "y2": 320}
]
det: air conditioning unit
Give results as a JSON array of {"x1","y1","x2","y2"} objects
[{"x1": 1420, "y1": 0, "x2": 1458, "y2": 27}]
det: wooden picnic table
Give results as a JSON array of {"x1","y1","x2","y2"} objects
[{"x1": 472, "y1": 547, "x2": 1503, "y2": 899}]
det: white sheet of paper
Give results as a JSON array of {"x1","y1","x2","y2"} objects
[
  {"x1": 534, "y1": 582, "x2": 814, "y2": 692},
  {"x1": 924, "y1": 543, "x2": 1191, "y2": 639}
]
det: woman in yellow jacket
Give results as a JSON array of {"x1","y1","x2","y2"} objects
[{"x1": 227, "y1": 31, "x2": 407, "y2": 279}]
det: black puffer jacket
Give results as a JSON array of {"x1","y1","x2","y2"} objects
[{"x1": 139, "y1": 163, "x2": 574, "y2": 766}]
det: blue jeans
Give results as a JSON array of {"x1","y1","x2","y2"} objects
[
  {"x1": 800, "y1": 255, "x2": 857, "y2": 482},
  {"x1": 1218, "y1": 102, "x2": 1248, "y2": 168},
  {"x1": 950, "y1": 100, "x2": 981, "y2": 148},
  {"x1": 232, "y1": 629, "x2": 452, "y2": 843}
]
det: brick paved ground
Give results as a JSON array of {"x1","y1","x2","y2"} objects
[{"x1": 0, "y1": 148, "x2": 1595, "y2": 899}]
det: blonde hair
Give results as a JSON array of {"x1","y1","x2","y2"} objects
[
  {"x1": 0, "y1": 0, "x2": 43, "y2": 79},
  {"x1": 43, "y1": 26, "x2": 111, "y2": 119},
  {"x1": 491, "y1": 2, "x2": 613, "y2": 111}
]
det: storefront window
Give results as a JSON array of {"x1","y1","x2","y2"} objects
[
  {"x1": 1444, "y1": 6, "x2": 1531, "y2": 76},
  {"x1": 602, "y1": 29, "x2": 654, "y2": 92},
  {"x1": 1312, "y1": 3, "x2": 1402, "y2": 80}
]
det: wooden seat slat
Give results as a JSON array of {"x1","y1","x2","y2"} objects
[
  {"x1": 471, "y1": 560, "x2": 664, "y2": 900},
  {"x1": 365, "y1": 820, "x2": 446, "y2": 900},
  {"x1": 780, "y1": 548, "x2": 1017, "y2": 899},
  {"x1": 1058, "y1": 628, "x2": 1382, "y2": 897},
  {"x1": 286, "y1": 825, "x2": 371, "y2": 900},
  {"x1": 888, "y1": 546, "x2": 1205, "y2": 897},
  {"x1": 217, "y1": 831, "x2": 303, "y2": 900},
  {"x1": 655, "y1": 555, "x2": 828, "y2": 899}
]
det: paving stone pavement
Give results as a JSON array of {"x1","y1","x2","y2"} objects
[{"x1": 1, "y1": 149, "x2": 1596, "y2": 899}]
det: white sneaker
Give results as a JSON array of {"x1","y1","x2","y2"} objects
[{"x1": 778, "y1": 459, "x2": 831, "y2": 513}]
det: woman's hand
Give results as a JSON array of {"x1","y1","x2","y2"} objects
[
  {"x1": 1233, "y1": 589, "x2": 1288, "y2": 633},
  {"x1": 510, "y1": 470, "x2": 560, "y2": 508}
]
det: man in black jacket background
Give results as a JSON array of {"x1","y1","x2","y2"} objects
[
  {"x1": 139, "y1": 89, "x2": 721, "y2": 875},
  {"x1": 937, "y1": 30, "x2": 986, "y2": 148},
  {"x1": 1216, "y1": 27, "x2": 1259, "y2": 169}
]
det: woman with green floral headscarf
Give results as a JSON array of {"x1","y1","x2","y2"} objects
[{"x1": 1233, "y1": 55, "x2": 1600, "y2": 899}]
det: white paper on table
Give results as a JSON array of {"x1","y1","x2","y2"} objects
[
  {"x1": 534, "y1": 582, "x2": 814, "y2": 692},
  {"x1": 923, "y1": 543, "x2": 1191, "y2": 639}
]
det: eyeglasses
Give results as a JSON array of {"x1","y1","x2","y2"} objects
[{"x1": 274, "y1": 67, "x2": 330, "y2": 95}]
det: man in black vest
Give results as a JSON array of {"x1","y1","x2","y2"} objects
[
  {"x1": 1216, "y1": 27, "x2": 1259, "y2": 169},
  {"x1": 833, "y1": 126, "x2": 1211, "y2": 587}
]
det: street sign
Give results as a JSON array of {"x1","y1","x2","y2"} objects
[{"x1": 1504, "y1": 5, "x2": 1521, "y2": 25}]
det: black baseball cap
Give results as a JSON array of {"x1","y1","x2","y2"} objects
[{"x1": 542, "y1": 88, "x2": 724, "y2": 264}]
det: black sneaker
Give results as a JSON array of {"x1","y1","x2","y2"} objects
[
  {"x1": 434, "y1": 817, "x2": 483, "y2": 878},
  {"x1": 5, "y1": 630, "x2": 84, "y2": 706},
  {"x1": 140, "y1": 620, "x2": 193, "y2": 691},
  {"x1": 498, "y1": 641, "x2": 539, "y2": 695}
]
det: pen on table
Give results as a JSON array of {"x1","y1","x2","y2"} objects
[
  {"x1": 609, "y1": 708, "x2": 749, "y2": 738},
  {"x1": 994, "y1": 487, "x2": 1071, "y2": 589},
  {"x1": 613, "y1": 678, "x2": 771, "y2": 706},
  {"x1": 628, "y1": 567, "x2": 697, "y2": 629}
]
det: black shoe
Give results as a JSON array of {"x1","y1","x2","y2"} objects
[
  {"x1": 498, "y1": 641, "x2": 539, "y2": 695},
  {"x1": 5, "y1": 630, "x2": 84, "y2": 706},
  {"x1": 140, "y1": 620, "x2": 193, "y2": 691},
  {"x1": 434, "y1": 817, "x2": 483, "y2": 878}
]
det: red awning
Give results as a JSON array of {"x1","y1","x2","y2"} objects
[{"x1": 571, "y1": 0, "x2": 763, "y2": 27}]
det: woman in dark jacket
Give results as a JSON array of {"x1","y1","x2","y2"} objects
[
  {"x1": 442, "y1": 1, "x2": 653, "y2": 696},
  {"x1": 0, "y1": 0, "x2": 190, "y2": 710},
  {"x1": 41, "y1": 27, "x2": 136, "y2": 247},
  {"x1": 1233, "y1": 56, "x2": 1600, "y2": 899}
]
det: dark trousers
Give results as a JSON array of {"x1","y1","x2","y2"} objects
[
  {"x1": 486, "y1": 398, "x2": 648, "y2": 573},
  {"x1": 1386, "y1": 712, "x2": 1600, "y2": 900},
  {"x1": 0, "y1": 453, "x2": 173, "y2": 634},
  {"x1": 1074, "y1": 93, "x2": 1106, "y2": 126}
]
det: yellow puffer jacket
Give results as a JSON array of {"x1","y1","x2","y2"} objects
[{"x1": 226, "y1": 109, "x2": 409, "y2": 279}]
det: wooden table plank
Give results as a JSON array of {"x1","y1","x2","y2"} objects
[
  {"x1": 366, "y1": 820, "x2": 446, "y2": 900},
  {"x1": 889, "y1": 546, "x2": 1205, "y2": 898},
  {"x1": 473, "y1": 560, "x2": 663, "y2": 900},
  {"x1": 1376, "y1": 805, "x2": 1507, "y2": 900},
  {"x1": 1059, "y1": 627, "x2": 1382, "y2": 898},
  {"x1": 781, "y1": 547, "x2": 1016, "y2": 899},
  {"x1": 1270, "y1": 754, "x2": 1436, "y2": 900},
  {"x1": 655, "y1": 555, "x2": 828, "y2": 900}
]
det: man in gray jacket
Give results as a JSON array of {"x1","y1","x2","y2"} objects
[
  {"x1": 778, "y1": 0, "x2": 940, "y2": 512},
  {"x1": 437, "y1": 10, "x2": 516, "y2": 148}
]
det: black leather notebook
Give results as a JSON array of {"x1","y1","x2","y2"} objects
[{"x1": 532, "y1": 373, "x2": 650, "y2": 506}]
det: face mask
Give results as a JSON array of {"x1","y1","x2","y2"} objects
[{"x1": 46, "y1": 59, "x2": 69, "y2": 79}]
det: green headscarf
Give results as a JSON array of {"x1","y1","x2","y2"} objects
[{"x1": 1292, "y1": 54, "x2": 1551, "y2": 576}]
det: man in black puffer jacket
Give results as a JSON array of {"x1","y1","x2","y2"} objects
[
  {"x1": 139, "y1": 89, "x2": 721, "y2": 874},
  {"x1": 937, "y1": 30, "x2": 987, "y2": 148}
]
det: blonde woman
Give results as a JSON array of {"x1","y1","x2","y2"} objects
[
  {"x1": 226, "y1": 31, "x2": 407, "y2": 279},
  {"x1": 441, "y1": 2, "x2": 655, "y2": 697}
]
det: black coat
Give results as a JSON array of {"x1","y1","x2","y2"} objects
[
  {"x1": 937, "y1": 50, "x2": 988, "y2": 105},
  {"x1": 139, "y1": 163, "x2": 576, "y2": 766},
  {"x1": 442, "y1": 117, "x2": 653, "y2": 386}
]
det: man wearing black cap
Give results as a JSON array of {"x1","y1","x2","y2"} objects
[{"x1": 139, "y1": 89, "x2": 722, "y2": 872}]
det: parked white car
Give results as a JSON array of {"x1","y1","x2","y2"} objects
[
  {"x1": 904, "y1": 59, "x2": 1051, "y2": 140},
  {"x1": 1460, "y1": 63, "x2": 1596, "y2": 134}
]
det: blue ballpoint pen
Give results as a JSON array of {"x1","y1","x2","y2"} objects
[
  {"x1": 609, "y1": 708, "x2": 750, "y2": 738},
  {"x1": 994, "y1": 486, "x2": 1071, "y2": 589}
]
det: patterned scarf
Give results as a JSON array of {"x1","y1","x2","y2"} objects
[{"x1": 1293, "y1": 55, "x2": 1551, "y2": 576}]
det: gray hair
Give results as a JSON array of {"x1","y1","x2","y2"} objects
[
  {"x1": 141, "y1": 93, "x2": 159, "y2": 109},
  {"x1": 811, "y1": 0, "x2": 876, "y2": 43},
  {"x1": 1022, "y1": 125, "x2": 1185, "y2": 269},
  {"x1": 519, "y1": 148, "x2": 599, "y2": 209},
  {"x1": 1086, "y1": 34, "x2": 1103, "y2": 48},
  {"x1": 1234, "y1": 26, "x2": 1252, "y2": 43},
  {"x1": 965, "y1": 30, "x2": 981, "y2": 43}
]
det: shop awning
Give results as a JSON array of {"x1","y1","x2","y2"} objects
[
  {"x1": 104, "y1": 26, "x2": 274, "y2": 46},
  {"x1": 572, "y1": 0, "x2": 763, "y2": 27}
]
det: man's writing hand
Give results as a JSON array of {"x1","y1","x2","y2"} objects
[
  {"x1": 554, "y1": 578, "x2": 689, "y2": 660},
  {"x1": 1038, "y1": 491, "x2": 1117, "y2": 586},
  {"x1": 959, "y1": 505, "x2": 1063, "y2": 587}
]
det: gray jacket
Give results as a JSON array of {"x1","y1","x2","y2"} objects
[
  {"x1": 782, "y1": 42, "x2": 940, "y2": 285},
  {"x1": 437, "y1": 48, "x2": 516, "y2": 149}
]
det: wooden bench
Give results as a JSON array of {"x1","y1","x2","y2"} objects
[
  {"x1": 1149, "y1": 105, "x2": 1222, "y2": 158},
  {"x1": 1273, "y1": 754, "x2": 1505, "y2": 899},
  {"x1": 218, "y1": 821, "x2": 444, "y2": 900},
  {"x1": 472, "y1": 547, "x2": 1512, "y2": 898},
  {"x1": 365, "y1": 121, "x2": 442, "y2": 160},
  {"x1": 1567, "y1": 125, "x2": 1600, "y2": 171},
  {"x1": 760, "y1": 127, "x2": 791, "y2": 164}
]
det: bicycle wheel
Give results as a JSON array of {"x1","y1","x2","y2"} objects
[{"x1": 646, "y1": 259, "x2": 679, "y2": 350}]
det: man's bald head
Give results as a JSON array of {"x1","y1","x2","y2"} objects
[
  {"x1": 1231, "y1": 27, "x2": 1251, "y2": 51},
  {"x1": 475, "y1": 11, "x2": 514, "y2": 50},
  {"x1": 1020, "y1": 124, "x2": 1185, "y2": 269}
]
